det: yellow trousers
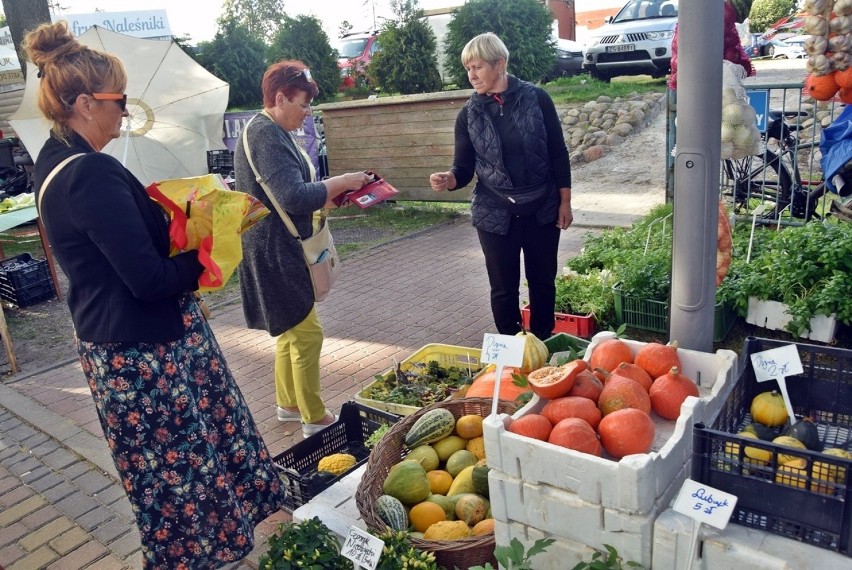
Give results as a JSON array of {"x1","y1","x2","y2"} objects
[{"x1": 274, "y1": 306, "x2": 326, "y2": 423}]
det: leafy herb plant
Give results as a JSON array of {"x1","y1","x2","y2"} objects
[
  {"x1": 469, "y1": 537, "x2": 555, "y2": 570},
  {"x1": 363, "y1": 360, "x2": 479, "y2": 407},
  {"x1": 716, "y1": 221, "x2": 852, "y2": 335},
  {"x1": 259, "y1": 517, "x2": 351, "y2": 570},
  {"x1": 571, "y1": 544, "x2": 645, "y2": 570},
  {"x1": 554, "y1": 269, "x2": 617, "y2": 328}
]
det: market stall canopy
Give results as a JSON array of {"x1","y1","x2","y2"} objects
[{"x1": 9, "y1": 26, "x2": 229, "y2": 185}]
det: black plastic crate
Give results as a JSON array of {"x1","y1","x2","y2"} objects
[
  {"x1": 693, "y1": 336, "x2": 852, "y2": 555},
  {"x1": 273, "y1": 402, "x2": 400, "y2": 512},
  {"x1": 0, "y1": 253, "x2": 56, "y2": 308},
  {"x1": 206, "y1": 149, "x2": 234, "y2": 175}
]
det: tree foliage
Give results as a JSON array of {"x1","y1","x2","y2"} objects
[
  {"x1": 748, "y1": 0, "x2": 797, "y2": 32},
  {"x1": 267, "y1": 15, "x2": 340, "y2": 103},
  {"x1": 370, "y1": 0, "x2": 442, "y2": 95},
  {"x1": 443, "y1": 0, "x2": 555, "y2": 87},
  {"x1": 218, "y1": 0, "x2": 284, "y2": 44},
  {"x1": 196, "y1": 22, "x2": 266, "y2": 109}
]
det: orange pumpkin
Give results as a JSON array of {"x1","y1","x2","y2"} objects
[
  {"x1": 566, "y1": 370, "x2": 604, "y2": 403},
  {"x1": 588, "y1": 338, "x2": 633, "y2": 372},
  {"x1": 541, "y1": 396, "x2": 603, "y2": 430},
  {"x1": 601, "y1": 363, "x2": 653, "y2": 392},
  {"x1": 527, "y1": 360, "x2": 584, "y2": 400},
  {"x1": 548, "y1": 418, "x2": 601, "y2": 456},
  {"x1": 598, "y1": 408, "x2": 655, "y2": 459},
  {"x1": 507, "y1": 413, "x2": 552, "y2": 441},
  {"x1": 597, "y1": 376, "x2": 651, "y2": 417},
  {"x1": 836, "y1": 67, "x2": 852, "y2": 89},
  {"x1": 805, "y1": 72, "x2": 839, "y2": 101},
  {"x1": 839, "y1": 87, "x2": 852, "y2": 104},
  {"x1": 466, "y1": 367, "x2": 532, "y2": 401},
  {"x1": 634, "y1": 341, "x2": 682, "y2": 380},
  {"x1": 649, "y1": 366, "x2": 700, "y2": 420}
]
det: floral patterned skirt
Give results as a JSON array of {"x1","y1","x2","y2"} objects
[{"x1": 78, "y1": 294, "x2": 286, "y2": 569}]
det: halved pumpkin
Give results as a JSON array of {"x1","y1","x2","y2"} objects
[{"x1": 527, "y1": 360, "x2": 584, "y2": 400}]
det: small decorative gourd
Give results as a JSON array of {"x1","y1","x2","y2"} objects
[{"x1": 317, "y1": 453, "x2": 357, "y2": 476}]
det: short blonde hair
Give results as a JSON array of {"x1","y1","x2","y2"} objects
[{"x1": 461, "y1": 32, "x2": 509, "y2": 67}]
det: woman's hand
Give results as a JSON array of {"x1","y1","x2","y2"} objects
[
  {"x1": 325, "y1": 171, "x2": 374, "y2": 207},
  {"x1": 429, "y1": 171, "x2": 456, "y2": 192},
  {"x1": 344, "y1": 171, "x2": 373, "y2": 191},
  {"x1": 557, "y1": 202, "x2": 574, "y2": 230}
]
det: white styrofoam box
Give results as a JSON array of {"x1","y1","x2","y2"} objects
[
  {"x1": 494, "y1": 520, "x2": 599, "y2": 570},
  {"x1": 489, "y1": 462, "x2": 688, "y2": 567},
  {"x1": 292, "y1": 465, "x2": 366, "y2": 541},
  {"x1": 653, "y1": 508, "x2": 849, "y2": 570},
  {"x1": 746, "y1": 296, "x2": 837, "y2": 343},
  {"x1": 483, "y1": 333, "x2": 737, "y2": 514}
]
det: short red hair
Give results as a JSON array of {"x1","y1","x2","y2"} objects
[{"x1": 262, "y1": 60, "x2": 319, "y2": 108}]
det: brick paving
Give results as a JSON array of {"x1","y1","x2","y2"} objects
[{"x1": 0, "y1": 219, "x2": 593, "y2": 569}]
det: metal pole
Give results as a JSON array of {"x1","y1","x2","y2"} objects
[{"x1": 669, "y1": 0, "x2": 723, "y2": 352}]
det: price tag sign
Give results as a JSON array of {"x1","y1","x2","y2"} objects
[
  {"x1": 481, "y1": 334, "x2": 525, "y2": 420},
  {"x1": 341, "y1": 526, "x2": 384, "y2": 570},
  {"x1": 673, "y1": 478, "x2": 738, "y2": 530},
  {"x1": 481, "y1": 333, "x2": 525, "y2": 366},
  {"x1": 750, "y1": 345, "x2": 803, "y2": 383},
  {"x1": 749, "y1": 344, "x2": 803, "y2": 425}
]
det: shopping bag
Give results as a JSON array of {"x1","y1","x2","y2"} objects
[{"x1": 146, "y1": 174, "x2": 269, "y2": 292}]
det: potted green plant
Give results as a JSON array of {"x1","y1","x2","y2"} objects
[
  {"x1": 259, "y1": 519, "x2": 440, "y2": 570},
  {"x1": 716, "y1": 221, "x2": 852, "y2": 342},
  {"x1": 522, "y1": 268, "x2": 615, "y2": 337},
  {"x1": 558, "y1": 204, "x2": 736, "y2": 341}
]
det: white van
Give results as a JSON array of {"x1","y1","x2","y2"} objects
[{"x1": 583, "y1": 0, "x2": 678, "y2": 82}]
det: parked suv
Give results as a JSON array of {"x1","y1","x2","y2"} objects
[
  {"x1": 336, "y1": 32, "x2": 380, "y2": 90},
  {"x1": 583, "y1": 0, "x2": 678, "y2": 82}
]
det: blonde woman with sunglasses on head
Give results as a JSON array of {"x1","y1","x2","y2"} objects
[
  {"x1": 235, "y1": 60, "x2": 372, "y2": 437},
  {"x1": 26, "y1": 21, "x2": 287, "y2": 569}
]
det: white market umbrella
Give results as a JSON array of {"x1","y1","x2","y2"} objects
[{"x1": 10, "y1": 26, "x2": 229, "y2": 185}]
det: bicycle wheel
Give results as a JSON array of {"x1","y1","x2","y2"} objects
[{"x1": 721, "y1": 147, "x2": 798, "y2": 218}]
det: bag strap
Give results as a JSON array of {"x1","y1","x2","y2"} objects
[
  {"x1": 37, "y1": 153, "x2": 85, "y2": 215},
  {"x1": 241, "y1": 115, "x2": 305, "y2": 241}
]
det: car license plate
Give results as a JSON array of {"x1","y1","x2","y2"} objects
[{"x1": 607, "y1": 44, "x2": 635, "y2": 53}]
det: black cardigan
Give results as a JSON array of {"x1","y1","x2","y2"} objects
[{"x1": 33, "y1": 132, "x2": 203, "y2": 343}]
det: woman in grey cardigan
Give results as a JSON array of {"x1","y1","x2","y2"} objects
[{"x1": 234, "y1": 60, "x2": 371, "y2": 437}]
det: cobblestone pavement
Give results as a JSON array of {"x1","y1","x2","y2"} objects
[{"x1": 1, "y1": 214, "x2": 656, "y2": 569}]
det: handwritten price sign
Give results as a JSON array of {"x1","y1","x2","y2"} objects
[
  {"x1": 481, "y1": 333, "x2": 525, "y2": 367},
  {"x1": 341, "y1": 526, "x2": 384, "y2": 570},
  {"x1": 749, "y1": 344, "x2": 803, "y2": 425},
  {"x1": 673, "y1": 479, "x2": 738, "y2": 530},
  {"x1": 750, "y1": 344, "x2": 803, "y2": 382},
  {"x1": 481, "y1": 334, "x2": 525, "y2": 419}
]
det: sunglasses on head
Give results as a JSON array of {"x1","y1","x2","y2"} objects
[
  {"x1": 284, "y1": 68, "x2": 312, "y2": 84},
  {"x1": 92, "y1": 92, "x2": 128, "y2": 111}
]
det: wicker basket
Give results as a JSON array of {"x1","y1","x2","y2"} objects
[{"x1": 355, "y1": 397, "x2": 518, "y2": 570}]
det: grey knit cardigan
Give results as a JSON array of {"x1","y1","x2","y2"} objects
[{"x1": 234, "y1": 112, "x2": 328, "y2": 336}]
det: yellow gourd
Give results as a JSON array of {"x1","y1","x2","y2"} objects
[
  {"x1": 750, "y1": 391, "x2": 788, "y2": 427},
  {"x1": 517, "y1": 331, "x2": 548, "y2": 373},
  {"x1": 317, "y1": 453, "x2": 357, "y2": 476},
  {"x1": 423, "y1": 520, "x2": 471, "y2": 540}
]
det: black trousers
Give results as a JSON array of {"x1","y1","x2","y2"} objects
[{"x1": 477, "y1": 216, "x2": 561, "y2": 340}]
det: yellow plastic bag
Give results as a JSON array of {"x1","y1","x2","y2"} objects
[{"x1": 146, "y1": 174, "x2": 269, "y2": 292}]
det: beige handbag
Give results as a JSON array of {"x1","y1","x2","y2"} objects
[{"x1": 241, "y1": 119, "x2": 339, "y2": 302}]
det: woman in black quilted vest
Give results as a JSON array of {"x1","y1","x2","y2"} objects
[{"x1": 429, "y1": 32, "x2": 573, "y2": 340}]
